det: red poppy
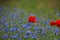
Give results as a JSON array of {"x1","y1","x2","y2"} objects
[
  {"x1": 50, "y1": 21, "x2": 56, "y2": 26},
  {"x1": 55, "y1": 19, "x2": 60, "y2": 28},
  {"x1": 28, "y1": 15, "x2": 37, "y2": 23}
]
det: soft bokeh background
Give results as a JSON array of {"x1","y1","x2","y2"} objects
[
  {"x1": 0, "y1": 0, "x2": 60, "y2": 40},
  {"x1": 0, "y1": 0, "x2": 60, "y2": 19}
]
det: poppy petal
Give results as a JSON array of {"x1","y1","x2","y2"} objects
[{"x1": 50, "y1": 21, "x2": 56, "y2": 26}]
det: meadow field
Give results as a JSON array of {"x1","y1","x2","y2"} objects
[{"x1": 0, "y1": 0, "x2": 60, "y2": 40}]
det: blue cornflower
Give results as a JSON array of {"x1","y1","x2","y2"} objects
[
  {"x1": 9, "y1": 14, "x2": 14, "y2": 18},
  {"x1": 54, "y1": 28, "x2": 59, "y2": 35},
  {"x1": 34, "y1": 27, "x2": 38, "y2": 31},
  {"x1": 29, "y1": 32, "x2": 32, "y2": 36},
  {"x1": 45, "y1": 19, "x2": 50, "y2": 24},
  {"x1": 4, "y1": 22, "x2": 9, "y2": 27},
  {"x1": 10, "y1": 35, "x2": 18, "y2": 39},
  {"x1": 0, "y1": 7, "x2": 5, "y2": 10},
  {"x1": 41, "y1": 27, "x2": 45, "y2": 31},
  {"x1": 22, "y1": 24, "x2": 28, "y2": 28},
  {"x1": 13, "y1": 24, "x2": 18, "y2": 27},
  {"x1": 27, "y1": 26, "x2": 31, "y2": 29},
  {"x1": 2, "y1": 16, "x2": 7, "y2": 21},
  {"x1": 41, "y1": 27, "x2": 46, "y2": 35},
  {"x1": 42, "y1": 31, "x2": 46, "y2": 35},
  {"x1": 31, "y1": 35, "x2": 37, "y2": 39},
  {"x1": 55, "y1": 28, "x2": 59, "y2": 32},
  {"x1": 27, "y1": 23, "x2": 31, "y2": 26},
  {"x1": 46, "y1": 25, "x2": 50, "y2": 29},
  {"x1": 18, "y1": 18, "x2": 23, "y2": 23},
  {"x1": 19, "y1": 18, "x2": 23, "y2": 21},
  {"x1": 1, "y1": 19, "x2": 5, "y2": 23},
  {"x1": 4, "y1": 27, "x2": 9, "y2": 32},
  {"x1": 22, "y1": 24, "x2": 27, "y2": 28},
  {"x1": 1, "y1": 34, "x2": 8, "y2": 39},
  {"x1": 25, "y1": 30, "x2": 31, "y2": 35},
  {"x1": 10, "y1": 27, "x2": 19, "y2": 32},
  {"x1": 27, "y1": 22, "x2": 32, "y2": 26},
  {"x1": 24, "y1": 35, "x2": 29, "y2": 38},
  {"x1": 26, "y1": 23, "x2": 31, "y2": 29},
  {"x1": 36, "y1": 18, "x2": 39, "y2": 22},
  {"x1": 0, "y1": 7, "x2": 3, "y2": 10},
  {"x1": 18, "y1": 38, "x2": 22, "y2": 40},
  {"x1": 34, "y1": 31, "x2": 38, "y2": 35},
  {"x1": 17, "y1": 28, "x2": 21, "y2": 32},
  {"x1": 44, "y1": 22, "x2": 49, "y2": 24},
  {"x1": 13, "y1": 14, "x2": 19, "y2": 20}
]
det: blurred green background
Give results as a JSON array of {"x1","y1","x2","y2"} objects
[{"x1": 0, "y1": 0, "x2": 60, "y2": 19}]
